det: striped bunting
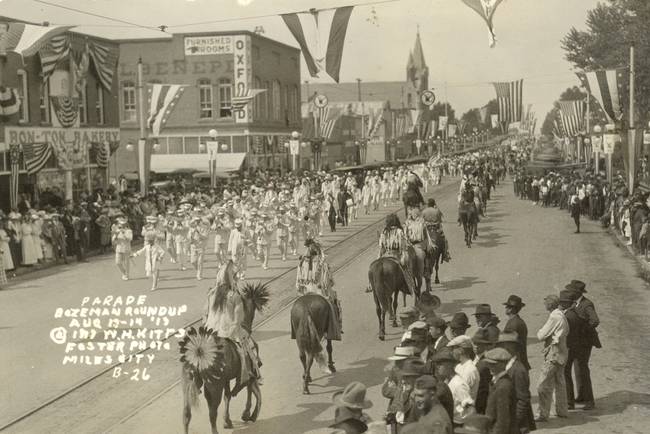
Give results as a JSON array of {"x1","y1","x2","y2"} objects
[
  {"x1": 39, "y1": 35, "x2": 70, "y2": 83},
  {"x1": 318, "y1": 106, "x2": 342, "y2": 139},
  {"x1": 22, "y1": 142, "x2": 53, "y2": 175},
  {"x1": 576, "y1": 69, "x2": 625, "y2": 122},
  {"x1": 492, "y1": 79, "x2": 524, "y2": 125},
  {"x1": 9, "y1": 145, "x2": 21, "y2": 210},
  {"x1": 0, "y1": 87, "x2": 20, "y2": 116},
  {"x1": 87, "y1": 40, "x2": 119, "y2": 92},
  {"x1": 231, "y1": 88, "x2": 266, "y2": 111},
  {"x1": 282, "y1": 7, "x2": 354, "y2": 82},
  {"x1": 50, "y1": 96, "x2": 79, "y2": 128},
  {"x1": 91, "y1": 142, "x2": 110, "y2": 168},
  {"x1": 147, "y1": 84, "x2": 187, "y2": 137},
  {"x1": 368, "y1": 111, "x2": 384, "y2": 137},
  {"x1": 558, "y1": 100, "x2": 585, "y2": 137},
  {"x1": 0, "y1": 23, "x2": 73, "y2": 57}
]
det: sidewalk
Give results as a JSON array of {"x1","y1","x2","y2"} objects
[{"x1": 608, "y1": 225, "x2": 650, "y2": 279}]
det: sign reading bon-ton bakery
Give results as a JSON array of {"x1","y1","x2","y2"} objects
[
  {"x1": 6, "y1": 127, "x2": 120, "y2": 147},
  {"x1": 184, "y1": 36, "x2": 233, "y2": 56}
]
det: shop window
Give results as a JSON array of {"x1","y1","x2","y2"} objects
[
  {"x1": 17, "y1": 69, "x2": 29, "y2": 123},
  {"x1": 122, "y1": 81, "x2": 136, "y2": 122},
  {"x1": 253, "y1": 76, "x2": 264, "y2": 120},
  {"x1": 198, "y1": 79, "x2": 213, "y2": 119},
  {"x1": 167, "y1": 137, "x2": 183, "y2": 154},
  {"x1": 95, "y1": 83, "x2": 104, "y2": 125},
  {"x1": 40, "y1": 79, "x2": 50, "y2": 124},
  {"x1": 218, "y1": 78, "x2": 232, "y2": 118},
  {"x1": 184, "y1": 136, "x2": 199, "y2": 154}
]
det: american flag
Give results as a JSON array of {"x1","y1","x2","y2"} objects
[
  {"x1": 492, "y1": 79, "x2": 524, "y2": 125},
  {"x1": 9, "y1": 145, "x2": 21, "y2": 210},
  {"x1": 558, "y1": 100, "x2": 585, "y2": 137},
  {"x1": 318, "y1": 106, "x2": 342, "y2": 139},
  {"x1": 231, "y1": 88, "x2": 266, "y2": 111},
  {"x1": 38, "y1": 35, "x2": 70, "y2": 83},
  {"x1": 22, "y1": 142, "x2": 53, "y2": 175},
  {"x1": 147, "y1": 84, "x2": 187, "y2": 137},
  {"x1": 576, "y1": 69, "x2": 626, "y2": 122}
]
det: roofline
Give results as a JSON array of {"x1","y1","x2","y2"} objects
[
  {"x1": 0, "y1": 16, "x2": 117, "y2": 45},
  {"x1": 114, "y1": 30, "x2": 299, "y2": 52}
]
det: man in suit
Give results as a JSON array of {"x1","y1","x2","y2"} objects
[
  {"x1": 474, "y1": 304, "x2": 500, "y2": 343},
  {"x1": 483, "y1": 348, "x2": 519, "y2": 434},
  {"x1": 566, "y1": 280, "x2": 600, "y2": 410},
  {"x1": 471, "y1": 328, "x2": 495, "y2": 415},
  {"x1": 502, "y1": 295, "x2": 531, "y2": 370},
  {"x1": 496, "y1": 332, "x2": 536, "y2": 433}
]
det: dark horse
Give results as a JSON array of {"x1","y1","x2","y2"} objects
[
  {"x1": 424, "y1": 224, "x2": 445, "y2": 288},
  {"x1": 403, "y1": 179, "x2": 425, "y2": 219},
  {"x1": 290, "y1": 293, "x2": 337, "y2": 395},
  {"x1": 180, "y1": 269, "x2": 270, "y2": 434},
  {"x1": 458, "y1": 201, "x2": 479, "y2": 248},
  {"x1": 368, "y1": 257, "x2": 414, "y2": 340}
]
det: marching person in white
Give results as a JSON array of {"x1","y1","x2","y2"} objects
[
  {"x1": 228, "y1": 218, "x2": 248, "y2": 280},
  {"x1": 212, "y1": 208, "x2": 231, "y2": 268},
  {"x1": 189, "y1": 215, "x2": 209, "y2": 280},
  {"x1": 172, "y1": 210, "x2": 189, "y2": 270},
  {"x1": 275, "y1": 207, "x2": 290, "y2": 261},
  {"x1": 112, "y1": 217, "x2": 132, "y2": 281},
  {"x1": 256, "y1": 213, "x2": 274, "y2": 270},
  {"x1": 164, "y1": 210, "x2": 177, "y2": 263},
  {"x1": 131, "y1": 236, "x2": 165, "y2": 290}
]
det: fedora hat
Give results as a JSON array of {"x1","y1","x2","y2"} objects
[
  {"x1": 565, "y1": 279, "x2": 587, "y2": 293},
  {"x1": 473, "y1": 304, "x2": 492, "y2": 316},
  {"x1": 559, "y1": 289, "x2": 578, "y2": 302},
  {"x1": 416, "y1": 292, "x2": 441, "y2": 312},
  {"x1": 388, "y1": 346, "x2": 417, "y2": 361},
  {"x1": 329, "y1": 406, "x2": 367, "y2": 434},
  {"x1": 431, "y1": 347, "x2": 456, "y2": 363},
  {"x1": 332, "y1": 382, "x2": 373, "y2": 409},
  {"x1": 471, "y1": 327, "x2": 494, "y2": 345},
  {"x1": 398, "y1": 358, "x2": 426, "y2": 377},
  {"x1": 503, "y1": 295, "x2": 525, "y2": 309},
  {"x1": 447, "y1": 312, "x2": 471, "y2": 330}
]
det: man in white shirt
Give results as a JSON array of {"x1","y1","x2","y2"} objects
[
  {"x1": 432, "y1": 347, "x2": 475, "y2": 425},
  {"x1": 447, "y1": 335, "x2": 480, "y2": 401}
]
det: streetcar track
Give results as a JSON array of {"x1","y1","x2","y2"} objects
[{"x1": 0, "y1": 180, "x2": 457, "y2": 433}]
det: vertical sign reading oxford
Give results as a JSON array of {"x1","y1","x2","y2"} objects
[{"x1": 234, "y1": 35, "x2": 252, "y2": 124}]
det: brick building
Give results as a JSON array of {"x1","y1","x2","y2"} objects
[
  {"x1": 115, "y1": 31, "x2": 303, "y2": 178},
  {"x1": 0, "y1": 19, "x2": 120, "y2": 211}
]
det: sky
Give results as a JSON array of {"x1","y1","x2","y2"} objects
[{"x1": 0, "y1": 0, "x2": 602, "y2": 121}]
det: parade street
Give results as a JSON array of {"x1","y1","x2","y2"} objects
[{"x1": 2, "y1": 178, "x2": 649, "y2": 434}]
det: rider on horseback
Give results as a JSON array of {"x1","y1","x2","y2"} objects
[
  {"x1": 204, "y1": 261, "x2": 263, "y2": 389},
  {"x1": 296, "y1": 238, "x2": 343, "y2": 338},
  {"x1": 422, "y1": 198, "x2": 451, "y2": 263},
  {"x1": 377, "y1": 213, "x2": 416, "y2": 295}
]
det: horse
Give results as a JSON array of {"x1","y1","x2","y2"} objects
[
  {"x1": 424, "y1": 224, "x2": 445, "y2": 288},
  {"x1": 290, "y1": 293, "x2": 337, "y2": 395},
  {"x1": 403, "y1": 183, "x2": 425, "y2": 219},
  {"x1": 180, "y1": 275, "x2": 270, "y2": 434},
  {"x1": 458, "y1": 201, "x2": 479, "y2": 248},
  {"x1": 368, "y1": 256, "x2": 414, "y2": 340}
]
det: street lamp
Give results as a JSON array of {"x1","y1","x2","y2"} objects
[
  {"x1": 290, "y1": 131, "x2": 300, "y2": 172},
  {"x1": 126, "y1": 140, "x2": 134, "y2": 152}
]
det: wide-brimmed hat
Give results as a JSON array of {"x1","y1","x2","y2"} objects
[
  {"x1": 328, "y1": 407, "x2": 367, "y2": 433},
  {"x1": 387, "y1": 346, "x2": 417, "y2": 361},
  {"x1": 8, "y1": 212, "x2": 21, "y2": 220},
  {"x1": 398, "y1": 358, "x2": 426, "y2": 377},
  {"x1": 332, "y1": 381, "x2": 373, "y2": 409},
  {"x1": 471, "y1": 328, "x2": 494, "y2": 345},
  {"x1": 565, "y1": 279, "x2": 587, "y2": 293},
  {"x1": 423, "y1": 314, "x2": 447, "y2": 331},
  {"x1": 447, "y1": 312, "x2": 471, "y2": 330},
  {"x1": 473, "y1": 304, "x2": 492, "y2": 316},
  {"x1": 559, "y1": 289, "x2": 578, "y2": 302},
  {"x1": 503, "y1": 295, "x2": 525, "y2": 309},
  {"x1": 416, "y1": 292, "x2": 441, "y2": 312},
  {"x1": 431, "y1": 347, "x2": 456, "y2": 363},
  {"x1": 407, "y1": 320, "x2": 429, "y2": 332}
]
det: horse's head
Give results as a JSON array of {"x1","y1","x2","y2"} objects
[{"x1": 239, "y1": 281, "x2": 270, "y2": 333}]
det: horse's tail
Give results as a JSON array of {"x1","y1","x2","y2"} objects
[
  {"x1": 181, "y1": 365, "x2": 201, "y2": 409},
  {"x1": 296, "y1": 311, "x2": 323, "y2": 356}
]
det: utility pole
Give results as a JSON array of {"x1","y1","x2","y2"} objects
[
  {"x1": 357, "y1": 78, "x2": 365, "y2": 164},
  {"x1": 137, "y1": 57, "x2": 148, "y2": 196},
  {"x1": 628, "y1": 45, "x2": 636, "y2": 190}
]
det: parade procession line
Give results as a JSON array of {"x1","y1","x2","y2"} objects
[{"x1": 0, "y1": 180, "x2": 458, "y2": 434}]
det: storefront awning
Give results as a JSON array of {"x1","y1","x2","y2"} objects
[{"x1": 151, "y1": 153, "x2": 247, "y2": 174}]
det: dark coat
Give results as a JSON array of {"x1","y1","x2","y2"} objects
[
  {"x1": 401, "y1": 403, "x2": 453, "y2": 434},
  {"x1": 506, "y1": 359, "x2": 536, "y2": 432},
  {"x1": 503, "y1": 314, "x2": 531, "y2": 370},
  {"x1": 475, "y1": 357, "x2": 493, "y2": 415},
  {"x1": 574, "y1": 296, "x2": 601, "y2": 349},
  {"x1": 486, "y1": 374, "x2": 518, "y2": 434},
  {"x1": 436, "y1": 381, "x2": 455, "y2": 425},
  {"x1": 564, "y1": 307, "x2": 587, "y2": 350}
]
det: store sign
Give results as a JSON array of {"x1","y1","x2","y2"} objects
[
  {"x1": 233, "y1": 35, "x2": 252, "y2": 124},
  {"x1": 184, "y1": 36, "x2": 233, "y2": 56},
  {"x1": 602, "y1": 134, "x2": 618, "y2": 154}
]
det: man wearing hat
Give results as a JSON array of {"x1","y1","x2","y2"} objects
[
  {"x1": 448, "y1": 336, "x2": 480, "y2": 402},
  {"x1": 473, "y1": 305, "x2": 500, "y2": 343},
  {"x1": 432, "y1": 347, "x2": 475, "y2": 426},
  {"x1": 426, "y1": 316, "x2": 450, "y2": 354},
  {"x1": 188, "y1": 215, "x2": 209, "y2": 280},
  {"x1": 327, "y1": 406, "x2": 367, "y2": 434},
  {"x1": 400, "y1": 375, "x2": 452, "y2": 434},
  {"x1": 211, "y1": 209, "x2": 231, "y2": 268},
  {"x1": 483, "y1": 348, "x2": 518, "y2": 434},
  {"x1": 471, "y1": 329, "x2": 494, "y2": 415},
  {"x1": 496, "y1": 332, "x2": 535, "y2": 433},
  {"x1": 447, "y1": 312, "x2": 471, "y2": 339},
  {"x1": 332, "y1": 381, "x2": 373, "y2": 426},
  {"x1": 228, "y1": 218, "x2": 248, "y2": 280},
  {"x1": 385, "y1": 358, "x2": 425, "y2": 422},
  {"x1": 502, "y1": 295, "x2": 530, "y2": 370},
  {"x1": 416, "y1": 292, "x2": 441, "y2": 319},
  {"x1": 535, "y1": 294, "x2": 569, "y2": 422},
  {"x1": 172, "y1": 210, "x2": 190, "y2": 271},
  {"x1": 112, "y1": 217, "x2": 133, "y2": 280},
  {"x1": 383, "y1": 346, "x2": 418, "y2": 409}
]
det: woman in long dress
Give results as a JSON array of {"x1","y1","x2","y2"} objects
[
  {"x1": 21, "y1": 215, "x2": 38, "y2": 266},
  {"x1": 32, "y1": 213, "x2": 44, "y2": 263},
  {"x1": 0, "y1": 217, "x2": 15, "y2": 272}
]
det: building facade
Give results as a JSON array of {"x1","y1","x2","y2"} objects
[
  {"x1": 0, "y1": 20, "x2": 120, "y2": 211},
  {"x1": 115, "y1": 31, "x2": 303, "y2": 177}
]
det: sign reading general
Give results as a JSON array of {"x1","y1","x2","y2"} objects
[{"x1": 184, "y1": 36, "x2": 233, "y2": 56}]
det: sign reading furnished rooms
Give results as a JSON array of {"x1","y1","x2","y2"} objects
[
  {"x1": 6, "y1": 127, "x2": 120, "y2": 147},
  {"x1": 184, "y1": 36, "x2": 233, "y2": 56}
]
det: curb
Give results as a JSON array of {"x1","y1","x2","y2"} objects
[{"x1": 607, "y1": 225, "x2": 650, "y2": 279}]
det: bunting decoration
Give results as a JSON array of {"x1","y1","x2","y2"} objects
[
  {"x1": 9, "y1": 145, "x2": 21, "y2": 210},
  {"x1": 38, "y1": 35, "x2": 70, "y2": 83},
  {"x1": 552, "y1": 119, "x2": 563, "y2": 140},
  {"x1": 147, "y1": 84, "x2": 187, "y2": 137},
  {"x1": 368, "y1": 111, "x2": 384, "y2": 137},
  {"x1": 87, "y1": 40, "x2": 120, "y2": 92},
  {"x1": 492, "y1": 79, "x2": 523, "y2": 125},
  {"x1": 0, "y1": 87, "x2": 20, "y2": 116},
  {"x1": 576, "y1": 69, "x2": 625, "y2": 122},
  {"x1": 409, "y1": 109, "x2": 420, "y2": 133},
  {"x1": 460, "y1": 0, "x2": 504, "y2": 47},
  {"x1": 479, "y1": 105, "x2": 488, "y2": 125},
  {"x1": 558, "y1": 100, "x2": 585, "y2": 137},
  {"x1": 72, "y1": 45, "x2": 90, "y2": 99},
  {"x1": 457, "y1": 120, "x2": 467, "y2": 135},
  {"x1": 231, "y1": 88, "x2": 266, "y2": 111},
  {"x1": 50, "y1": 96, "x2": 79, "y2": 128},
  {"x1": 0, "y1": 23, "x2": 73, "y2": 57},
  {"x1": 448, "y1": 124, "x2": 457, "y2": 138},
  {"x1": 318, "y1": 106, "x2": 342, "y2": 139},
  {"x1": 281, "y1": 6, "x2": 354, "y2": 82},
  {"x1": 91, "y1": 142, "x2": 110, "y2": 168},
  {"x1": 22, "y1": 142, "x2": 53, "y2": 175}
]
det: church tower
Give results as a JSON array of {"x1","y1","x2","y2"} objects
[{"x1": 407, "y1": 31, "x2": 429, "y2": 109}]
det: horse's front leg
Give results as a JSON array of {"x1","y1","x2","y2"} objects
[
  {"x1": 222, "y1": 382, "x2": 233, "y2": 429},
  {"x1": 375, "y1": 297, "x2": 385, "y2": 340},
  {"x1": 434, "y1": 255, "x2": 440, "y2": 284},
  {"x1": 326, "y1": 339, "x2": 336, "y2": 373},
  {"x1": 391, "y1": 290, "x2": 399, "y2": 328},
  {"x1": 303, "y1": 354, "x2": 314, "y2": 395},
  {"x1": 242, "y1": 384, "x2": 253, "y2": 422},
  {"x1": 250, "y1": 380, "x2": 262, "y2": 422}
]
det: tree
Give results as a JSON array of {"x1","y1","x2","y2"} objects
[
  {"x1": 461, "y1": 108, "x2": 481, "y2": 132},
  {"x1": 429, "y1": 102, "x2": 456, "y2": 123},
  {"x1": 562, "y1": 0, "x2": 650, "y2": 124}
]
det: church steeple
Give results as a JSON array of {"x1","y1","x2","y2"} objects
[{"x1": 406, "y1": 31, "x2": 429, "y2": 96}]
